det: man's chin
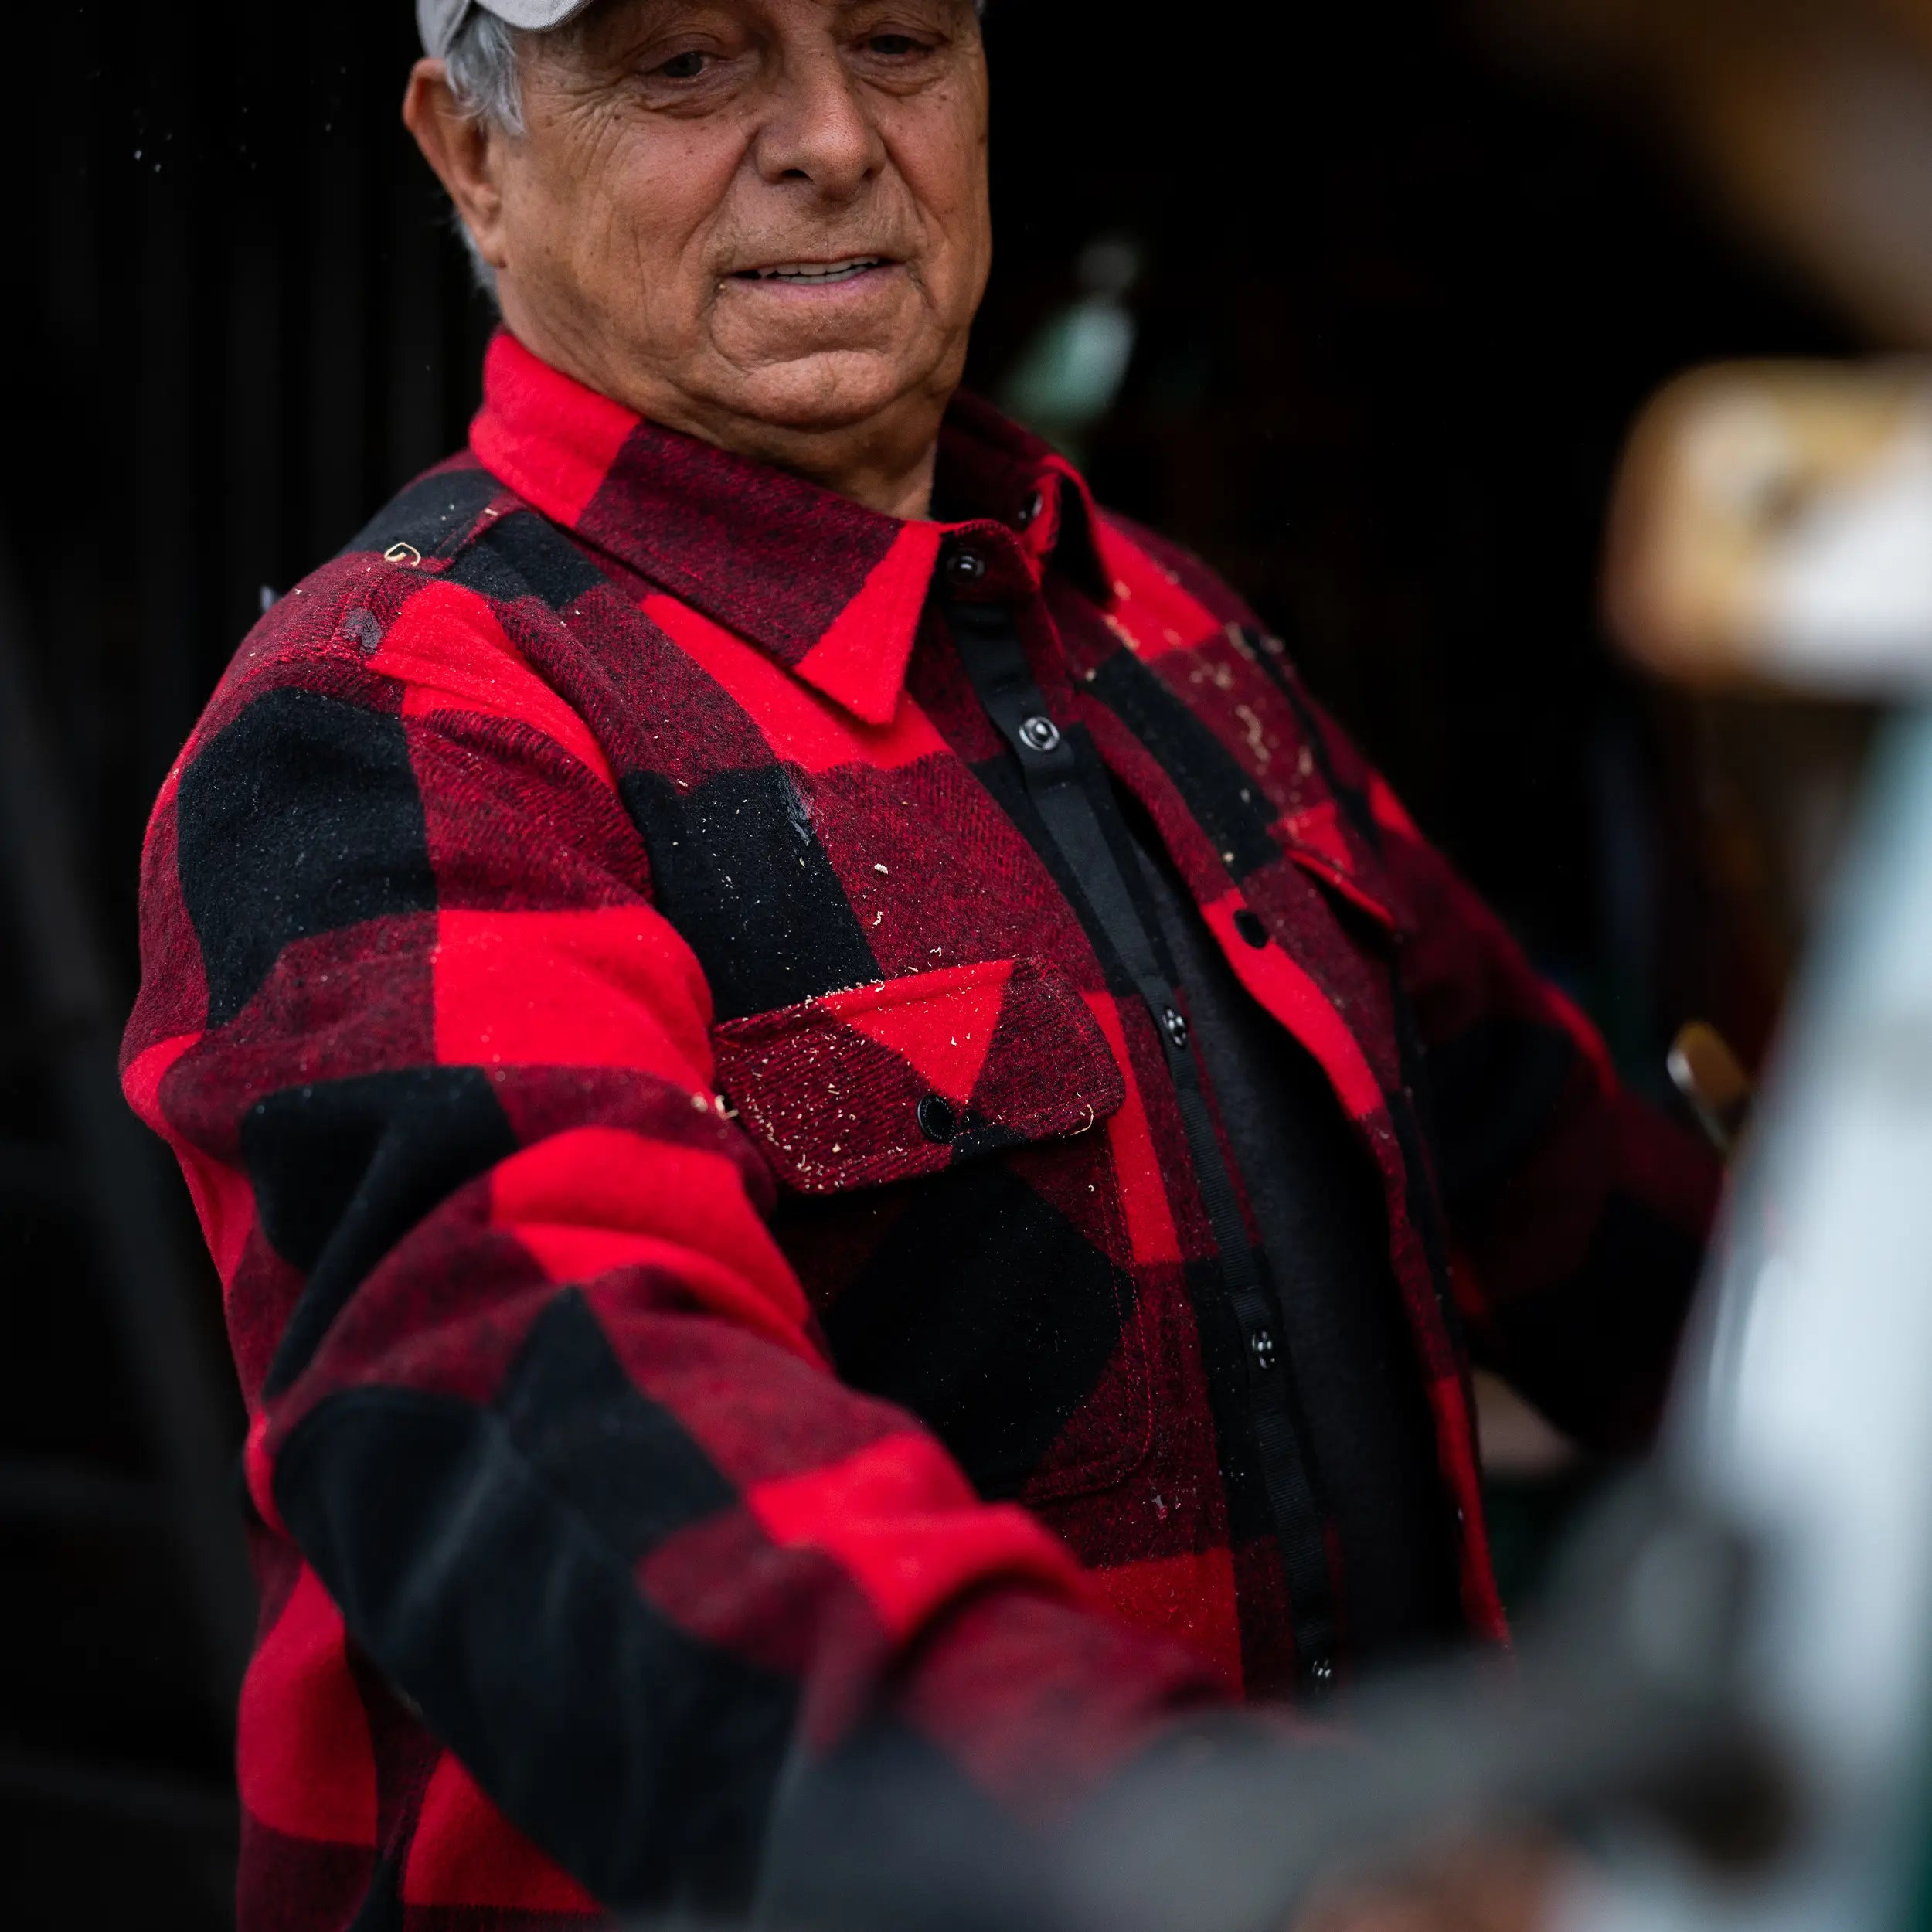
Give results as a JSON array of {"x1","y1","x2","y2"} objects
[{"x1": 701, "y1": 346, "x2": 944, "y2": 440}]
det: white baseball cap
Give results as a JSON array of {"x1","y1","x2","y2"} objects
[
  {"x1": 417, "y1": 0, "x2": 597, "y2": 60},
  {"x1": 419, "y1": 0, "x2": 981, "y2": 57}
]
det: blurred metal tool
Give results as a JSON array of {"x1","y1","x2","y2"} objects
[
  {"x1": 1668, "y1": 1020, "x2": 1754, "y2": 1158},
  {"x1": 1578, "y1": 360, "x2": 1932, "y2": 1932},
  {"x1": 1061, "y1": 1482, "x2": 1782, "y2": 1932}
]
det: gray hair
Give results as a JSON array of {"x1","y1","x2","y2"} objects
[
  {"x1": 446, "y1": 8, "x2": 529, "y2": 139},
  {"x1": 442, "y1": 9, "x2": 526, "y2": 300}
]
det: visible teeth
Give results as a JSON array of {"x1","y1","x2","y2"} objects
[{"x1": 753, "y1": 257, "x2": 883, "y2": 283}]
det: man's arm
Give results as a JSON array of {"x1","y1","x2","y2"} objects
[
  {"x1": 1099, "y1": 515, "x2": 1720, "y2": 1458},
  {"x1": 121, "y1": 580, "x2": 1223, "y2": 1913},
  {"x1": 1369, "y1": 770, "x2": 1723, "y2": 1454}
]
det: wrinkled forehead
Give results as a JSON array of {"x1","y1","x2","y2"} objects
[{"x1": 418, "y1": 0, "x2": 982, "y2": 60}]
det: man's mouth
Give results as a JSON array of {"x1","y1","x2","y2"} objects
[{"x1": 736, "y1": 257, "x2": 891, "y2": 285}]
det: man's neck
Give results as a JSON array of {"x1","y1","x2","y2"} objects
[
  {"x1": 757, "y1": 430, "x2": 939, "y2": 521},
  {"x1": 502, "y1": 313, "x2": 947, "y2": 522}
]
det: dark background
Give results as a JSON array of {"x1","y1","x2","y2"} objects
[{"x1": 0, "y1": 2, "x2": 1847, "y2": 1924}]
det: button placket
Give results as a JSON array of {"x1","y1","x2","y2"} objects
[{"x1": 942, "y1": 593, "x2": 1340, "y2": 1696}]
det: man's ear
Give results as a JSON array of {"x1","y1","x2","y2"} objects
[{"x1": 402, "y1": 59, "x2": 511, "y2": 273}]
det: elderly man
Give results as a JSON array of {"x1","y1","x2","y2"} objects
[{"x1": 121, "y1": 2, "x2": 1717, "y2": 1927}]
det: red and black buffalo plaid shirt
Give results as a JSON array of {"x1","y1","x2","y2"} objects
[{"x1": 123, "y1": 331, "x2": 1719, "y2": 1929}]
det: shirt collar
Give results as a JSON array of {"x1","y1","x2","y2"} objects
[{"x1": 469, "y1": 331, "x2": 1107, "y2": 726}]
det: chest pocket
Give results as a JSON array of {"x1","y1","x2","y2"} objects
[
  {"x1": 713, "y1": 957, "x2": 1151, "y2": 1504},
  {"x1": 712, "y1": 956, "x2": 1124, "y2": 1192}
]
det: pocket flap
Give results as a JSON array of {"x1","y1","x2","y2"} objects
[
  {"x1": 1281, "y1": 798, "x2": 1403, "y2": 932},
  {"x1": 713, "y1": 957, "x2": 1125, "y2": 1195}
]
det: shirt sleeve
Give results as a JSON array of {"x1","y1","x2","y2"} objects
[
  {"x1": 1368, "y1": 770, "x2": 1723, "y2": 1454},
  {"x1": 120, "y1": 573, "x2": 1225, "y2": 1916}
]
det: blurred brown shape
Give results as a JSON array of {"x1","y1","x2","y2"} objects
[
  {"x1": 1668, "y1": 1019, "x2": 1755, "y2": 1155},
  {"x1": 1474, "y1": 0, "x2": 1932, "y2": 348},
  {"x1": 1464, "y1": 2, "x2": 1932, "y2": 1046},
  {"x1": 1604, "y1": 359, "x2": 1903, "y2": 995},
  {"x1": 1473, "y1": 1371, "x2": 1580, "y2": 1479},
  {"x1": 1604, "y1": 359, "x2": 1932, "y2": 689},
  {"x1": 1298, "y1": 1832, "x2": 1565, "y2": 1932}
]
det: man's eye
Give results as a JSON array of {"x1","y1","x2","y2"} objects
[
  {"x1": 864, "y1": 34, "x2": 924, "y2": 56},
  {"x1": 655, "y1": 50, "x2": 710, "y2": 80}
]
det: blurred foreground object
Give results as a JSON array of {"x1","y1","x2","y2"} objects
[
  {"x1": 1065, "y1": 1484, "x2": 1776, "y2": 1932},
  {"x1": 1607, "y1": 360, "x2": 1932, "y2": 692},
  {"x1": 1567, "y1": 714, "x2": 1932, "y2": 1932},
  {"x1": 1561, "y1": 359, "x2": 1932, "y2": 1929}
]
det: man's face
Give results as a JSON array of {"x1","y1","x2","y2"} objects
[{"x1": 462, "y1": 0, "x2": 990, "y2": 460}]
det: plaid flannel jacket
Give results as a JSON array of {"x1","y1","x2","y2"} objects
[{"x1": 123, "y1": 332, "x2": 1719, "y2": 1930}]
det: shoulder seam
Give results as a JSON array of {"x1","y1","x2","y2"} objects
[{"x1": 342, "y1": 462, "x2": 515, "y2": 575}]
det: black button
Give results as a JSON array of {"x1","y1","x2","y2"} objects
[
  {"x1": 1233, "y1": 907, "x2": 1268, "y2": 948},
  {"x1": 1016, "y1": 490, "x2": 1045, "y2": 529},
  {"x1": 944, "y1": 546, "x2": 987, "y2": 587},
  {"x1": 1308, "y1": 1655, "x2": 1335, "y2": 1689},
  {"x1": 1250, "y1": 1328, "x2": 1278, "y2": 1370},
  {"x1": 1017, "y1": 714, "x2": 1062, "y2": 753},
  {"x1": 917, "y1": 1094, "x2": 958, "y2": 1144},
  {"x1": 1160, "y1": 1005, "x2": 1189, "y2": 1051}
]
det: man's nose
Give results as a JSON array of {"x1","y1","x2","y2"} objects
[{"x1": 751, "y1": 48, "x2": 886, "y2": 201}]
